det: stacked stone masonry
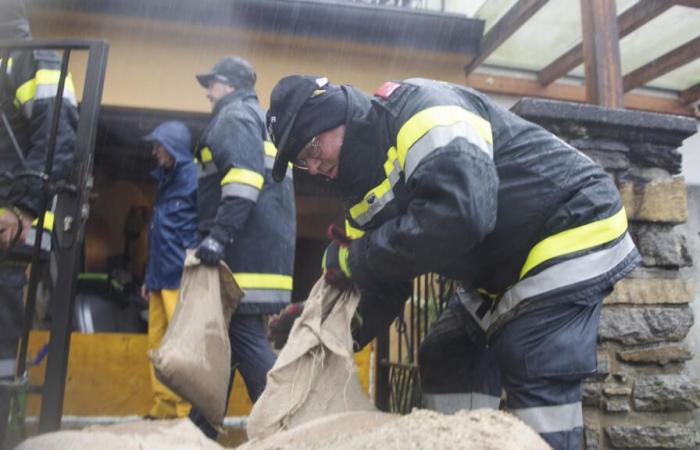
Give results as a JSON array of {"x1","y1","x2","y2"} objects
[{"x1": 511, "y1": 99, "x2": 699, "y2": 450}]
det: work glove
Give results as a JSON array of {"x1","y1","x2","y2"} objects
[
  {"x1": 268, "y1": 302, "x2": 304, "y2": 349},
  {"x1": 195, "y1": 235, "x2": 225, "y2": 266},
  {"x1": 322, "y1": 224, "x2": 353, "y2": 290}
]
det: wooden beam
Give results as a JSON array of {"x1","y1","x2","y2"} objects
[
  {"x1": 680, "y1": 82, "x2": 700, "y2": 104},
  {"x1": 464, "y1": 0, "x2": 549, "y2": 75},
  {"x1": 464, "y1": 73, "x2": 694, "y2": 116},
  {"x1": 580, "y1": 0, "x2": 624, "y2": 107},
  {"x1": 623, "y1": 36, "x2": 700, "y2": 92},
  {"x1": 538, "y1": 0, "x2": 672, "y2": 86}
]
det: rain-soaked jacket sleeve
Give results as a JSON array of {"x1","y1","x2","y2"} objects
[
  {"x1": 207, "y1": 106, "x2": 265, "y2": 243},
  {"x1": 13, "y1": 50, "x2": 78, "y2": 215},
  {"x1": 348, "y1": 98, "x2": 499, "y2": 287}
]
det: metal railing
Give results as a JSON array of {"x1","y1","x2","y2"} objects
[
  {"x1": 0, "y1": 39, "x2": 108, "y2": 443},
  {"x1": 375, "y1": 274, "x2": 455, "y2": 413}
]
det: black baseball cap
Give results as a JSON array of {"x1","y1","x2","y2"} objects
[
  {"x1": 196, "y1": 56, "x2": 256, "y2": 89},
  {"x1": 268, "y1": 75, "x2": 350, "y2": 182}
]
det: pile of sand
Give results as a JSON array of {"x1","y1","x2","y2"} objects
[{"x1": 240, "y1": 408, "x2": 551, "y2": 450}]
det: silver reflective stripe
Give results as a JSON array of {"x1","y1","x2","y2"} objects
[
  {"x1": 197, "y1": 162, "x2": 218, "y2": 178},
  {"x1": 0, "y1": 358, "x2": 16, "y2": 378},
  {"x1": 461, "y1": 233, "x2": 636, "y2": 334},
  {"x1": 511, "y1": 402, "x2": 583, "y2": 434},
  {"x1": 404, "y1": 121, "x2": 493, "y2": 180},
  {"x1": 422, "y1": 392, "x2": 500, "y2": 414},
  {"x1": 242, "y1": 289, "x2": 292, "y2": 304},
  {"x1": 25, "y1": 227, "x2": 51, "y2": 251},
  {"x1": 264, "y1": 155, "x2": 274, "y2": 170},
  {"x1": 353, "y1": 157, "x2": 402, "y2": 227},
  {"x1": 222, "y1": 183, "x2": 260, "y2": 202}
]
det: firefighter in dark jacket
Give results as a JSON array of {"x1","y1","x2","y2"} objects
[
  {"x1": 0, "y1": 1, "x2": 78, "y2": 441},
  {"x1": 189, "y1": 57, "x2": 296, "y2": 438},
  {"x1": 142, "y1": 121, "x2": 197, "y2": 419},
  {"x1": 266, "y1": 75, "x2": 640, "y2": 450}
]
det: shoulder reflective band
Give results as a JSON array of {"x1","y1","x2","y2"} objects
[
  {"x1": 349, "y1": 146, "x2": 401, "y2": 226},
  {"x1": 31, "y1": 211, "x2": 55, "y2": 231},
  {"x1": 197, "y1": 162, "x2": 217, "y2": 178},
  {"x1": 345, "y1": 219, "x2": 365, "y2": 239},
  {"x1": 233, "y1": 273, "x2": 293, "y2": 291},
  {"x1": 220, "y1": 167, "x2": 264, "y2": 201},
  {"x1": 15, "y1": 69, "x2": 77, "y2": 116},
  {"x1": 520, "y1": 207, "x2": 628, "y2": 279},
  {"x1": 263, "y1": 140, "x2": 293, "y2": 178},
  {"x1": 199, "y1": 147, "x2": 213, "y2": 163},
  {"x1": 397, "y1": 105, "x2": 493, "y2": 180}
]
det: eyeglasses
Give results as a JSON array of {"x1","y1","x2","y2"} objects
[{"x1": 293, "y1": 136, "x2": 322, "y2": 170}]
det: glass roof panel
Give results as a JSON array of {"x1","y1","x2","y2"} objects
[{"x1": 471, "y1": 0, "x2": 697, "y2": 92}]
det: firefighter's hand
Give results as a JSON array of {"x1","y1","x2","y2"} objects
[
  {"x1": 196, "y1": 235, "x2": 225, "y2": 266},
  {"x1": 322, "y1": 225, "x2": 353, "y2": 290},
  {"x1": 268, "y1": 302, "x2": 304, "y2": 349},
  {"x1": 0, "y1": 207, "x2": 30, "y2": 250}
]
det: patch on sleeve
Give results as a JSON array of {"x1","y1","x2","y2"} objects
[{"x1": 374, "y1": 82, "x2": 401, "y2": 99}]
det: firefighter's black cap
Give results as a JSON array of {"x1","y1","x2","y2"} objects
[
  {"x1": 268, "y1": 75, "x2": 338, "y2": 182},
  {"x1": 196, "y1": 56, "x2": 256, "y2": 89}
]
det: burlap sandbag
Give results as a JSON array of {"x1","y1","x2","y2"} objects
[
  {"x1": 16, "y1": 418, "x2": 225, "y2": 450},
  {"x1": 246, "y1": 278, "x2": 375, "y2": 440},
  {"x1": 148, "y1": 250, "x2": 243, "y2": 427}
]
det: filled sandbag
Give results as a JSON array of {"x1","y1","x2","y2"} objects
[
  {"x1": 16, "y1": 418, "x2": 224, "y2": 450},
  {"x1": 237, "y1": 411, "x2": 398, "y2": 450},
  {"x1": 240, "y1": 409, "x2": 551, "y2": 450},
  {"x1": 148, "y1": 251, "x2": 243, "y2": 427},
  {"x1": 245, "y1": 278, "x2": 375, "y2": 440}
]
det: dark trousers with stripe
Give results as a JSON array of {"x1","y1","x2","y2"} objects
[
  {"x1": 189, "y1": 313, "x2": 276, "y2": 440},
  {"x1": 0, "y1": 265, "x2": 27, "y2": 449},
  {"x1": 419, "y1": 291, "x2": 606, "y2": 450}
]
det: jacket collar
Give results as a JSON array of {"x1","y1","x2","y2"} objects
[
  {"x1": 334, "y1": 85, "x2": 386, "y2": 202},
  {"x1": 211, "y1": 87, "x2": 257, "y2": 117}
]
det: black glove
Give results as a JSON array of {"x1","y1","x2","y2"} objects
[
  {"x1": 196, "y1": 235, "x2": 225, "y2": 266},
  {"x1": 322, "y1": 224, "x2": 353, "y2": 289}
]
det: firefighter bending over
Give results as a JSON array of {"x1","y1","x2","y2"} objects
[{"x1": 266, "y1": 75, "x2": 639, "y2": 450}]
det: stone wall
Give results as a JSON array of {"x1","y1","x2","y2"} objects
[{"x1": 511, "y1": 99, "x2": 699, "y2": 450}]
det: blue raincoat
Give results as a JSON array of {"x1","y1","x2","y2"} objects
[{"x1": 144, "y1": 121, "x2": 198, "y2": 291}]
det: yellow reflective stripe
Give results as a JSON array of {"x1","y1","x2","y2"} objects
[
  {"x1": 338, "y1": 247, "x2": 351, "y2": 278},
  {"x1": 31, "y1": 211, "x2": 54, "y2": 231},
  {"x1": 396, "y1": 105, "x2": 492, "y2": 169},
  {"x1": 0, "y1": 57, "x2": 12, "y2": 71},
  {"x1": 15, "y1": 70, "x2": 76, "y2": 105},
  {"x1": 233, "y1": 273, "x2": 293, "y2": 290},
  {"x1": 345, "y1": 219, "x2": 365, "y2": 239},
  {"x1": 220, "y1": 167, "x2": 264, "y2": 189},
  {"x1": 264, "y1": 141, "x2": 277, "y2": 157},
  {"x1": 200, "y1": 147, "x2": 213, "y2": 163},
  {"x1": 520, "y1": 208, "x2": 629, "y2": 279},
  {"x1": 348, "y1": 146, "x2": 399, "y2": 222}
]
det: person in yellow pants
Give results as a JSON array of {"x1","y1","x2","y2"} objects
[
  {"x1": 147, "y1": 289, "x2": 191, "y2": 418},
  {"x1": 141, "y1": 121, "x2": 198, "y2": 419}
]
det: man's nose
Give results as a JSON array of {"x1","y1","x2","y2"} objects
[{"x1": 307, "y1": 158, "x2": 322, "y2": 175}]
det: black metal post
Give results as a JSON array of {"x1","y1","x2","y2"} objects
[
  {"x1": 16, "y1": 49, "x2": 70, "y2": 379},
  {"x1": 375, "y1": 327, "x2": 390, "y2": 411},
  {"x1": 38, "y1": 41, "x2": 108, "y2": 433}
]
